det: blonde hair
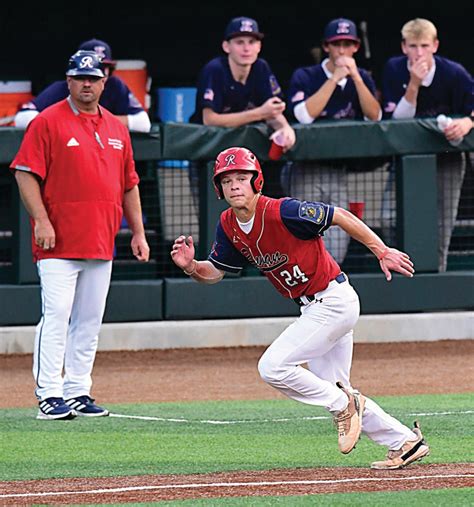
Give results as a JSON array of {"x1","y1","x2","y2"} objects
[{"x1": 401, "y1": 18, "x2": 438, "y2": 41}]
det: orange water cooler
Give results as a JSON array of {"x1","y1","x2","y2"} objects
[
  {"x1": 0, "y1": 81, "x2": 33, "y2": 126},
  {"x1": 114, "y1": 60, "x2": 151, "y2": 111}
]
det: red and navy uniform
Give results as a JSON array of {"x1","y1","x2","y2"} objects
[
  {"x1": 382, "y1": 55, "x2": 473, "y2": 118},
  {"x1": 10, "y1": 97, "x2": 138, "y2": 262},
  {"x1": 208, "y1": 195, "x2": 341, "y2": 299},
  {"x1": 190, "y1": 56, "x2": 283, "y2": 123},
  {"x1": 288, "y1": 62, "x2": 377, "y2": 119},
  {"x1": 18, "y1": 76, "x2": 145, "y2": 117}
]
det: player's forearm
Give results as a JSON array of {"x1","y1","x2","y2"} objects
[
  {"x1": 353, "y1": 80, "x2": 381, "y2": 120},
  {"x1": 183, "y1": 259, "x2": 224, "y2": 285},
  {"x1": 332, "y1": 207, "x2": 387, "y2": 259},
  {"x1": 305, "y1": 80, "x2": 337, "y2": 118},
  {"x1": 123, "y1": 185, "x2": 146, "y2": 237},
  {"x1": 403, "y1": 80, "x2": 421, "y2": 107},
  {"x1": 266, "y1": 114, "x2": 290, "y2": 131},
  {"x1": 203, "y1": 108, "x2": 263, "y2": 128},
  {"x1": 14, "y1": 170, "x2": 49, "y2": 222}
]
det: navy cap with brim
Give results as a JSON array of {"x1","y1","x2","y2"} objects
[
  {"x1": 226, "y1": 30, "x2": 264, "y2": 40},
  {"x1": 224, "y1": 17, "x2": 264, "y2": 41},
  {"x1": 78, "y1": 39, "x2": 116, "y2": 66},
  {"x1": 323, "y1": 18, "x2": 359, "y2": 43},
  {"x1": 66, "y1": 68, "x2": 105, "y2": 78},
  {"x1": 325, "y1": 34, "x2": 360, "y2": 43}
]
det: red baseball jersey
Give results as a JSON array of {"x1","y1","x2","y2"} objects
[
  {"x1": 10, "y1": 97, "x2": 139, "y2": 261},
  {"x1": 209, "y1": 195, "x2": 341, "y2": 299}
]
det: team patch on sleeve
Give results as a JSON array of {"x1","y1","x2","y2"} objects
[
  {"x1": 298, "y1": 202, "x2": 326, "y2": 224},
  {"x1": 203, "y1": 88, "x2": 215, "y2": 101},
  {"x1": 291, "y1": 91, "x2": 305, "y2": 103},
  {"x1": 269, "y1": 75, "x2": 281, "y2": 96}
]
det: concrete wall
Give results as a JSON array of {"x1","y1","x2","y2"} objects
[{"x1": 2, "y1": 311, "x2": 472, "y2": 354}]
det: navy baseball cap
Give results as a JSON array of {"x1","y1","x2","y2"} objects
[
  {"x1": 224, "y1": 17, "x2": 264, "y2": 40},
  {"x1": 323, "y1": 18, "x2": 359, "y2": 43},
  {"x1": 66, "y1": 50, "x2": 106, "y2": 78},
  {"x1": 78, "y1": 38, "x2": 116, "y2": 65}
]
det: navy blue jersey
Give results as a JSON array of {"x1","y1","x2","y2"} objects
[
  {"x1": 18, "y1": 75, "x2": 144, "y2": 116},
  {"x1": 382, "y1": 55, "x2": 473, "y2": 118},
  {"x1": 190, "y1": 56, "x2": 283, "y2": 124},
  {"x1": 288, "y1": 63, "x2": 377, "y2": 120}
]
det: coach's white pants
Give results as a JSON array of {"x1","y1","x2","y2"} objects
[
  {"x1": 33, "y1": 259, "x2": 112, "y2": 401},
  {"x1": 258, "y1": 277, "x2": 416, "y2": 450}
]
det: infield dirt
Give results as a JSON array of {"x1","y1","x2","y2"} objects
[{"x1": 1, "y1": 339, "x2": 473, "y2": 503}]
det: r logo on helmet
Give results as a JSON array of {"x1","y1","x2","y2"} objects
[{"x1": 224, "y1": 154, "x2": 236, "y2": 167}]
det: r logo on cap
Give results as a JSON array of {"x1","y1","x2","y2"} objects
[
  {"x1": 224, "y1": 16, "x2": 264, "y2": 40},
  {"x1": 336, "y1": 21, "x2": 351, "y2": 34},
  {"x1": 240, "y1": 19, "x2": 254, "y2": 33},
  {"x1": 80, "y1": 56, "x2": 95, "y2": 69},
  {"x1": 323, "y1": 17, "x2": 359, "y2": 43}
]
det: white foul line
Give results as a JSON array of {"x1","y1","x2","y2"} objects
[
  {"x1": 1, "y1": 473, "x2": 473, "y2": 499},
  {"x1": 109, "y1": 414, "x2": 330, "y2": 424},
  {"x1": 108, "y1": 410, "x2": 474, "y2": 425}
]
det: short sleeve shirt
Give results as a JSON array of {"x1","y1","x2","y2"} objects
[
  {"x1": 10, "y1": 98, "x2": 139, "y2": 261},
  {"x1": 190, "y1": 56, "x2": 283, "y2": 123},
  {"x1": 208, "y1": 196, "x2": 341, "y2": 299},
  {"x1": 382, "y1": 55, "x2": 473, "y2": 118},
  {"x1": 288, "y1": 63, "x2": 377, "y2": 120}
]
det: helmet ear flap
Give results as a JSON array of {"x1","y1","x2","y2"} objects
[{"x1": 250, "y1": 173, "x2": 259, "y2": 194}]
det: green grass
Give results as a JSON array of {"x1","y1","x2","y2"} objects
[
  {"x1": 112, "y1": 488, "x2": 474, "y2": 506},
  {"x1": 0, "y1": 393, "x2": 472, "y2": 482}
]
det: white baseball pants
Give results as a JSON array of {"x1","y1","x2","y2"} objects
[
  {"x1": 33, "y1": 259, "x2": 112, "y2": 401},
  {"x1": 258, "y1": 277, "x2": 417, "y2": 450}
]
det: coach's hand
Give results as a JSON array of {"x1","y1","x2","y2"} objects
[
  {"x1": 34, "y1": 217, "x2": 56, "y2": 250},
  {"x1": 131, "y1": 234, "x2": 150, "y2": 262}
]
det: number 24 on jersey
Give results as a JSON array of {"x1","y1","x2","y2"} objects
[{"x1": 280, "y1": 265, "x2": 309, "y2": 287}]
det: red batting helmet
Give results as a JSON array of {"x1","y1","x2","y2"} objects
[{"x1": 213, "y1": 147, "x2": 264, "y2": 199}]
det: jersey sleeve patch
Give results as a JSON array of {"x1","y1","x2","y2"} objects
[
  {"x1": 269, "y1": 74, "x2": 281, "y2": 96},
  {"x1": 298, "y1": 202, "x2": 326, "y2": 224},
  {"x1": 281, "y1": 198, "x2": 334, "y2": 239}
]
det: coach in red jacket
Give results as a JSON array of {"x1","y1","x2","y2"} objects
[{"x1": 10, "y1": 50, "x2": 149, "y2": 420}]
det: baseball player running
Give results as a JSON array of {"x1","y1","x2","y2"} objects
[
  {"x1": 171, "y1": 146, "x2": 430, "y2": 469},
  {"x1": 10, "y1": 50, "x2": 149, "y2": 420}
]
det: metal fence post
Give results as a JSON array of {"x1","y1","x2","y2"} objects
[
  {"x1": 198, "y1": 161, "x2": 228, "y2": 260},
  {"x1": 396, "y1": 154, "x2": 438, "y2": 272}
]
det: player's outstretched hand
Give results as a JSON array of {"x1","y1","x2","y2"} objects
[
  {"x1": 379, "y1": 247, "x2": 415, "y2": 281},
  {"x1": 171, "y1": 235, "x2": 196, "y2": 271}
]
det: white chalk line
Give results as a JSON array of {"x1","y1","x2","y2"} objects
[
  {"x1": 2, "y1": 473, "x2": 473, "y2": 499},
  {"x1": 108, "y1": 410, "x2": 474, "y2": 425}
]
